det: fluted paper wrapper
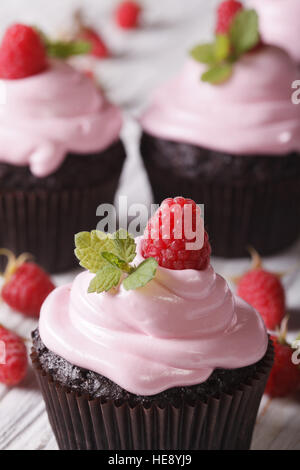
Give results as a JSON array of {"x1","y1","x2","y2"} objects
[
  {"x1": 0, "y1": 186, "x2": 116, "y2": 273},
  {"x1": 0, "y1": 141, "x2": 125, "y2": 273},
  {"x1": 31, "y1": 341, "x2": 273, "y2": 450}
]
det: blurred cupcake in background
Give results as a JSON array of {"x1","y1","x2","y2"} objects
[
  {"x1": 0, "y1": 24, "x2": 126, "y2": 273},
  {"x1": 140, "y1": 1, "x2": 300, "y2": 258},
  {"x1": 246, "y1": 0, "x2": 300, "y2": 63}
]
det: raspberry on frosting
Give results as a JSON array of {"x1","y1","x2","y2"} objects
[
  {"x1": 216, "y1": 0, "x2": 243, "y2": 34},
  {"x1": 141, "y1": 197, "x2": 211, "y2": 270},
  {"x1": 0, "y1": 24, "x2": 48, "y2": 79}
]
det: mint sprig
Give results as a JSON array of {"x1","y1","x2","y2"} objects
[
  {"x1": 75, "y1": 230, "x2": 158, "y2": 294},
  {"x1": 88, "y1": 264, "x2": 121, "y2": 294},
  {"x1": 35, "y1": 27, "x2": 91, "y2": 59},
  {"x1": 201, "y1": 63, "x2": 232, "y2": 84},
  {"x1": 123, "y1": 258, "x2": 158, "y2": 291},
  {"x1": 190, "y1": 9, "x2": 260, "y2": 84},
  {"x1": 45, "y1": 39, "x2": 91, "y2": 58},
  {"x1": 230, "y1": 9, "x2": 259, "y2": 56}
]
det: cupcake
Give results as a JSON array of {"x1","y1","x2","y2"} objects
[
  {"x1": 31, "y1": 197, "x2": 273, "y2": 450},
  {"x1": 246, "y1": 0, "x2": 300, "y2": 63},
  {"x1": 0, "y1": 24, "x2": 125, "y2": 273},
  {"x1": 140, "y1": 3, "x2": 300, "y2": 257}
]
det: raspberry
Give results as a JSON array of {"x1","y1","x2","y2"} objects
[
  {"x1": 115, "y1": 1, "x2": 141, "y2": 29},
  {"x1": 1, "y1": 260, "x2": 55, "y2": 317},
  {"x1": 78, "y1": 28, "x2": 110, "y2": 58},
  {"x1": 141, "y1": 197, "x2": 211, "y2": 270},
  {"x1": 0, "y1": 326, "x2": 27, "y2": 386},
  {"x1": 0, "y1": 24, "x2": 47, "y2": 79},
  {"x1": 237, "y1": 269, "x2": 285, "y2": 330},
  {"x1": 265, "y1": 336, "x2": 300, "y2": 398},
  {"x1": 216, "y1": 0, "x2": 243, "y2": 34}
]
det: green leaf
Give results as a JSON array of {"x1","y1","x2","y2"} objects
[
  {"x1": 88, "y1": 265, "x2": 121, "y2": 294},
  {"x1": 74, "y1": 230, "x2": 117, "y2": 273},
  {"x1": 214, "y1": 34, "x2": 231, "y2": 62},
  {"x1": 230, "y1": 9, "x2": 259, "y2": 56},
  {"x1": 45, "y1": 40, "x2": 91, "y2": 58},
  {"x1": 201, "y1": 63, "x2": 233, "y2": 84},
  {"x1": 123, "y1": 258, "x2": 158, "y2": 291},
  {"x1": 101, "y1": 251, "x2": 130, "y2": 272},
  {"x1": 112, "y1": 229, "x2": 136, "y2": 263},
  {"x1": 75, "y1": 229, "x2": 158, "y2": 294},
  {"x1": 190, "y1": 43, "x2": 216, "y2": 65}
]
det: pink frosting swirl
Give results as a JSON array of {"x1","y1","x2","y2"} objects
[
  {"x1": 0, "y1": 59, "x2": 122, "y2": 177},
  {"x1": 39, "y1": 239, "x2": 268, "y2": 395},
  {"x1": 141, "y1": 46, "x2": 300, "y2": 155},
  {"x1": 247, "y1": 0, "x2": 300, "y2": 62}
]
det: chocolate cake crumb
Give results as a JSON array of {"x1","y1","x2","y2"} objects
[{"x1": 32, "y1": 328, "x2": 267, "y2": 406}]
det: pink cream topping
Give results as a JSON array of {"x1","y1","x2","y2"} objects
[
  {"x1": 141, "y1": 46, "x2": 300, "y2": 155},
  {"x1": 39, "y1": 238, "x2": 268, "y2": 396},
  {"x1": 247, "y1": 0, "x2": 300, "y2": 63},
  {"x1": 0, "y1": 59, "x2": 122, "y2": 177}
]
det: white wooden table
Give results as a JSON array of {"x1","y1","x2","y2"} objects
[{"x1": 0, "y1": 0, "x2": 300, "y2": 450}]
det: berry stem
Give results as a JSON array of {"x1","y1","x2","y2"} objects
[
  {"x1": 0, "y1": 249, "x2": 32, "y2": 283},
  {"x1": 247, "y1": 246, "x2": 263, "y2": 270},
  {"x1": 74, "y1": 9, "x2": 85, "y2": 31},
  {"x1": 276, "y1": 315, "x2": 289, "y2": 345}
]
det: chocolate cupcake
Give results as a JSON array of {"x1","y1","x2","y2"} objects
[
  {"x1": 0, "y1": 25, "x2": 126, "y2": 272},
  {"x1": 31, "y1": 197, "x2": 273, "y2": 450},
  {"x1": 140, "y1": 4, "x2": 300, "y2": 257}
]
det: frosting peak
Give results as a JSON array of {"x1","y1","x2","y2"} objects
[
  {"x1": 39, "y1": 238, "x2": 268, "y2": 395},
  {"x1": 0, "y1": 59, "x2": 122, "y2": 176},
  {"x1": 141, "y1": 46, "x2": 300, "y2": 156}
]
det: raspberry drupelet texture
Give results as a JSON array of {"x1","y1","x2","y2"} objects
[
  {"x1": 0, "y1": 326, "x2": 27, "y2": 386},
  {"x1": 2, "y1": 262, "x2": 55, "y2": 317},
  {"x1": 237, "y1": 269, "x2": 285, "y2": 330},
  {"x1": 141, "y1": 197, "x2": 211, "y2": 270},
  {"x1": 216, "y1": 0, "x2": 243, "y2": 34},
  {"x1": 0, "y1": 24, "x2": 47, "y2": 79}
]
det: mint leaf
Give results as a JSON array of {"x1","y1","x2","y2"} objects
[
  {"x1": 75, "y1": 229, "x2": 157, "y2": 293},
  {"x1": 201, "y1": 63, "x2": 232, "y2": 84},
  {"x1": 88, "y1": 265, "x2": 121, "y2": 294},
  {"x1": 214, "y1": 34, "x2": 230, "y2": 62},
  {"x1": 112, "y1": 229, "x2": 136, "y2": 263},
  {"x1": 230, "y1": 9, "x2": 259, "y2": 56},
  {"x1": 101, "y1": 251, "x2": 131, "y2": 272},
  {"x1": 190, "y1": 43, "x2": 216, "y2": 65},
  {"x1": 123, "y1": 258, "x2": 158, "y2": 291},
  {"x1": 35, "y1": 28, "x2": 91, "y2": 59},
  {"x1": 74, "y1": 230, "x2": 117, "y2": 273},
  {"x1": 45, "y1": 40, "x2": 91, "y2": 58}
]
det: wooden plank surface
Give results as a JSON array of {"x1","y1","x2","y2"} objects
[{"x1": 0, "y1": 0, "x2": 299, "y2": 450}]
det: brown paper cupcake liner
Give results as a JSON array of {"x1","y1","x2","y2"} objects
[
  {"x1": 140, "y1": 132, "x2": 300, "y2": 258},
  {"x1": 0, "y1": 141, "x2": 126, "y2": 273},
  {"x1": 31, "y1": 340, "x2": 273, "y2": 450}
]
